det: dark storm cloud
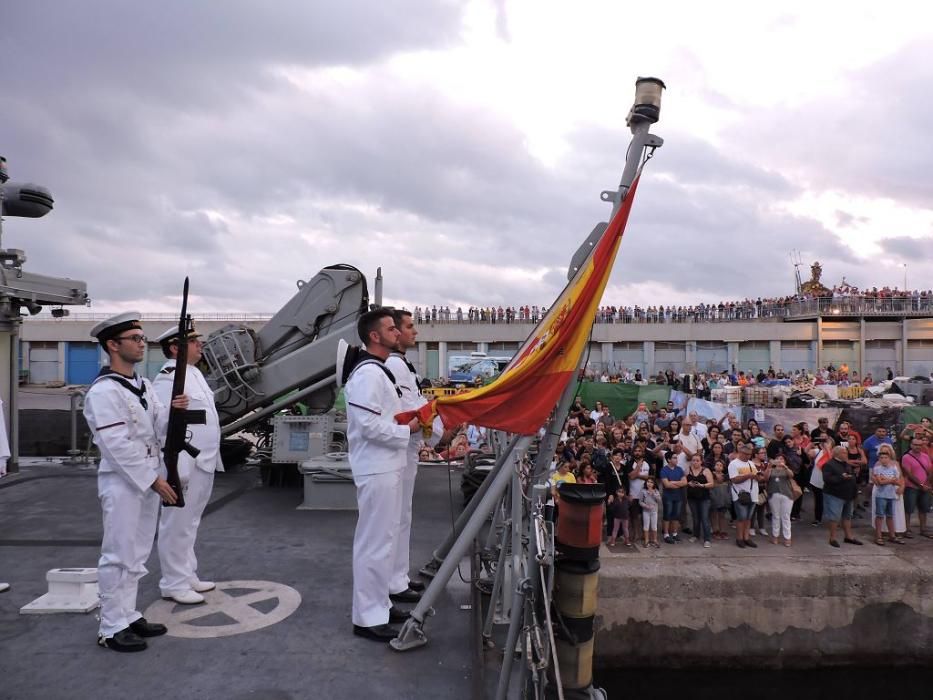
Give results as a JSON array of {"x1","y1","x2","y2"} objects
[
  {"x1": 878, "y1": 236, "x2": 933, "y2": 262},
  {"x1": 1, "y1": 1, "x2": 467, "y2": 309},
  {"x1": 3, "y1": 1, "x2": 463, "y2": 104},
  {"x1": 1, "y1": 1, "x2": 892, "y2": 314}
]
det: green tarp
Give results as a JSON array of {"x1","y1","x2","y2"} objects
[{"x1": 577, "y1": 383, "x2": 672, "y2": 421}]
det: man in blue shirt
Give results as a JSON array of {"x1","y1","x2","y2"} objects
[
  {"x1": 862, "y1": 426, "x2": 894, "y2": 470},
  {"x1": 660, "y1": 451, "x2": 687, "y2": 544}
]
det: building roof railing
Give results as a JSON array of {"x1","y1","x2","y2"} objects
[
  {"x1": 414, "y1": 296, "x2": 933, "y2": 324},
  {"x1": 24, "y1": 296, "x2": 933, "y2": 326}
]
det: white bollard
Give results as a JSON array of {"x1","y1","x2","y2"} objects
[{"x1": 20, "y1": 568, "x2": 99, "y2": 614}]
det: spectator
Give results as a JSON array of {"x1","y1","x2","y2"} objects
[
  {"x1": 676, "y1": 420, "x2": 702, "y2": 469},
  {"x1": 872, "y1": 446, "x2": 904, "y2": 545},
  {"x1": 901, "y1": 437, "x2": 933, "y2": 539},
  {"x1": 577, "y1": 463, "x2": 598, "y2": 485},
  {"x1": 685, "y1": 454, "x2": 714, "y2": 547},
  {"x1": 764, "y1": 453, "x2": 795, "y2": 547},
  {"x1": 863, "y1": 426, "x2": 894, "y2": 471},
  {"x1": 607, "y1": 486, "x2": 632, "y2": 547},
  {"x1": 660, "y1": 451, "x2": 687, "y2": 544},
  {"x1": 781, "y1": 434, "x2": 809, "y2": 521},
  {"x1": 631, "y1": 402, "x2": 651, "y2": 425},
  {"x1": 627, "y1": 447, "x2": 654, "y2": 544},
  {"x1": 704, "y1": 441, "x2": 727, "y2": 471},
  {"x1": 809, "y1": 436, "x2": 834, "y2": 526},
  {"x1": 750, "y1": 447, "x2": 770, "y2": 536},
  {"x1": 810, "y1": 417, "x2": 837, "y2": 445},
  {"x1": 729, "y1": 443, "x2": 759, "y2": 548},
  {"x1": 766, "y1": 424, "x2": 786, "y2": 459},
  {"x1": 710, "y1": 459, "x2": 732, "y2": 539},
  {"x1": 822, "y1": 446, "x2": 863, "y2": 548},
  {"x1": 638, "y1": 477, "x2": 662, "y2": 548}
]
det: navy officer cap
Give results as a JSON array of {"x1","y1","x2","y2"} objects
[
  {"x1": 156, "y1": 322, "x2": 201, "y2": 346},
  {"x1": 91, "y1": 311, "x2": 143, "y2": 343}
]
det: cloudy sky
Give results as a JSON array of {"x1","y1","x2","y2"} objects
[{"x1": 4, "y1": 1, "x2": 932, "y2": 315}]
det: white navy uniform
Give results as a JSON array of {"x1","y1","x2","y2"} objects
[
  {"x1": 84, "y1": 369, "x2": 168, "y2": 639},
  {"x1": 153, "y1": 359, "x2": 223, "y2": 596},
  {"x1": 384, "y1": 352, "x2": 427, "y2": 594},
  {"x1": 345, "y1": 357, "x2": 411, "y2": 628}
]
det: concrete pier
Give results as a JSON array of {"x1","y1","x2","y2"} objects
[{"x1": 595, "y1": 519, "x2": 933, "y2": 668}]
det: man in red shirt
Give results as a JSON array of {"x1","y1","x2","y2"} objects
[{"x1": 902, "y1": 438, "x2": 933, "y2": 538}]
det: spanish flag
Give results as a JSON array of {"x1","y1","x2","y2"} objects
[{"x1": 429, "y1": 176, "x2": 642, "y2": 435}]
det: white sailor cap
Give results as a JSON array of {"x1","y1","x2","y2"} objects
[
  {"x1": 156, "y1": 322, "x2": 201, "y2": 345},
  {"x1": 90, "y1": 311, "x2": 142, "y2": 343}
]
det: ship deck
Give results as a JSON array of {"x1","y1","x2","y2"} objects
[{"x1": 0, "y1": 460, "x2": 493, "y2": 700}]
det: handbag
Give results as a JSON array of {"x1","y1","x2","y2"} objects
[
  {"x1": 789, "y1": 478, "x2": 803, "y2": 501},
  {"x1": 732, "y1": 483, "x2": 753, "y2": 506}
]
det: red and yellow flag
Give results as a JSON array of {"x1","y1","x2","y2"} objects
[{"x1": 427, "y1": 176, "x2": 642, "y2": 435}]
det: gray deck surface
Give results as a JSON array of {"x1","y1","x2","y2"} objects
[{"x1": 0, "y1": 461, "x2": 491, "y2": 700}]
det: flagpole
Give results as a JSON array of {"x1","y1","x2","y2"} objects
[{"x1": 391, "y1": 80, "x2": 666, "y2": 678}]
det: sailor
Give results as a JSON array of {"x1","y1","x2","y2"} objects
[
  {"x1": 345, "y1": 308, "x2": 421, "y2": 642},
  {"x1": 385, "y1": 309, "x2": 428, "y2": 599},
  {"x1": 153, "y1": 322, "x2": 223, "y2": 605},
  {"x1": 83, "y1": 312, "x2": 188, "y2": 652}
]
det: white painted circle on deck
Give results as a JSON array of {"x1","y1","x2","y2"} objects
[{"x1": 143, "y1": 580, "x2": 301, "y2": 638}]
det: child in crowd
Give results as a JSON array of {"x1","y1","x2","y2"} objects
[
  {"x1": 577, "y1": 463, "x2": 598, "y2": 484},
  {"x1": 872, "y1": 446, "x2": 903, "y2": 545},
  {"x1": 608, "y1": 486, "x2": 632, "y2": 547},
  {"x1": 639, "y1": 477, "x2": 662, "y2": 548},
  {"x1": 710, "y1": 460, "x2": 732, "y2": 539}
]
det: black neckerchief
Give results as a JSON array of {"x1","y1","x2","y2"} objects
[
  {"x1": 390, "y1": 351, "x2": 418, "y2": 376},
  {"x1": 95, "y1": 367, "x2": 148, "y2": 410},
  {"x1": 350, "y1": 351, "x2": 401, "y2": 397}
]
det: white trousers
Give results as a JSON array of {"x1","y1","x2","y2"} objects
[
  {"x1": 352, "y1": 469, "x2": 403, "y2": 627},
  {"x1": 97, "y1": 472, "x2": 160, "y2": 638},
  {"x1": 158, "y1": 468, "x2": 215, "y2": 594},
  {"x1": 389, "y1": 447, "x2": 419, "y2": 594},
  {"x1": 769, "y1": 493, "x2": 793, "y2": 540}
]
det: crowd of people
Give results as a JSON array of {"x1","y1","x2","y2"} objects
[
  {"x1": 584, "y1": 364, "x2": 903, "y2": 394},
  {"x1": 412, "y1": 288, "x2": 933, "y2": 326},
  {"x1": 545, "y1": 398, "x2": 933, "y2": 550}
]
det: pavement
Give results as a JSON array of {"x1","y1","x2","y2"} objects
[
  {"x1": 599, "y1": 494, "x2": 933, "y2": 560},
  {"x1": 0, "y1": 461, "x2": 494, "y2": 700}
]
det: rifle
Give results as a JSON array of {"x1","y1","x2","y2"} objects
[{"x1": 162, "y1": 277, "x2": 203, "y2": 508}]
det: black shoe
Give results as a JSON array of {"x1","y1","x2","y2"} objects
[
  {"x1": 407, "y1": 580, "x2": 426, "y2": 592},
  {"x1": 98, "y1": 628, "x2": 147, "y2": 652},
  {"x1": 389, "y1": 588, "x2": 422, "y2": 604},
  {"x1": 353, "y1": 624, "x2": 399, "y2": 642},
  {"x1": 844, "y1": 538, "x2": 863, "y2": 545},
  {"x1": 129, "y1": 617, "x2": 167, "y2": 638},
  {"x1": 829, "y1": 540, "x2": 840, "y2": 548},
  {"x1": 736, "y1": 539, "x2": 746, "y2": 548},
  {"x1": 743, "y1": 539, "x2": 757, "y2": 548},
  {"x1": 388, "y1": 606, "x2": 410, "y2": 623}
]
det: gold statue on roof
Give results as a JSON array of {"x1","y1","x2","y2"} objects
[{"x1": 800, "y1": 261, "x2": 831, "y2": 296}]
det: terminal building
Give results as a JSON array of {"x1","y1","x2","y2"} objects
[{"x1": 18, "y1": 302, "x2": 933, "y2": 385}]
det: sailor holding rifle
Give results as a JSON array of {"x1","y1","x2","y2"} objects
[
  {"x1": 344, "y1": 308, "x2": 421, "y2": 642},
  {"x1": 153, "y1": 322, "x2": 223, "y2": 605},
  {"x1": 83, "y1": 312, "x2": 189, "y2": 652},
  {"x1": 385, "y1": 308, "x2": 428, "y2": 600}
]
